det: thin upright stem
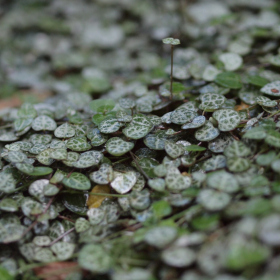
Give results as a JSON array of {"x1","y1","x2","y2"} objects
[{"x1": 170, "y1": 45, "x2": 174, "y2": 100}]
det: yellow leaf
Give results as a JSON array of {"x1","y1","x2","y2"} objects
[
  {"x1": 235, "y1": 102, "x2": 250, "y2": 112},
  {"x1": 87, "y1": 185, "x2": 111, "y2": 209}
]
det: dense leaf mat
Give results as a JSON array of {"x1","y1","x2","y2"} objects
[{"x1": 1, "y1": 0, "x2": 280, "y2": 279}]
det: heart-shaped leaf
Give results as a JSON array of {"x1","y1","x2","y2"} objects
[
  {"x1": 62, "y1": 172, "x2": 91, "y2": 190},
  {"x1": 73, "y1": 150, "x2": 103, "y2": 168},
  {"x1": 162, "y1": 37, "x2": 180, "y2": 45},
  {"x1": 207, "y1": 171, "x2": 239, "y2": 193},
  {"x1": 111, "y1": 171, "x2": 137, "y2": 194},
  {"x1": 215, "y1": 72, "x2": 242, "y2": 89},
  {"x1": 66, "y1": 136, "x2": 91, "y2": 152},
  {"x1": 106, "y1": 137, "x2": 134, "y2": 156},
  {"x1": 165, "y1": 166, "x2": 191, "y2": 191},
  {"x1": 162, "y1": 247, "x2": 196, "y2": 267},
  {"x1": 261, "y1": 81, "x2": 280, "y2": 96},
  {"x1": 145, "y1": 226, "x2": 177, "y2": 248},
  {"x1": 171, "y1": 108, "x2": 197, "y2": 125},
  {"x1": 165, "y1": 141, "x2": 185, "y2": 159},
  {"x1": 0, "y1": 173, "x2": 16, "y2": 193},
  {"x1": 182, "y1": 115, "x2": 206, "y2": 130},
  {"x1": 213, "y1": 109, "x2": 241, "y2": 131},
  {"x1": 32, "y1": 115, "x2": 57, "y2": 131},
  {"x1": 123, "y1": 114, "x2": 153, "y2": 140},
  {"x1": 54, "y1": 123, "x2": 75, "y2": 138},
  {"x1": 98, "y1": 118, "x2": 121, "y2": 134},
  {"x1": 199, "y1": 93, "x2": 226, "y2": 111},
  {"x1": 78, "y1": 244, "x2": 112, "y2": 273},
  {"x1": 51, "y1": 242, "x2": 75, "y2": 261},
  {"x1": 198, "y1": 189, "x2": 231, "y2": 211},
  {"x1": 90, "y1": 99, "x2": 115, "y2": 113},
  {"x1": 90, "y1": 164, "x2": 114, "y2": 185},
  {"x1": 195, "y1": 121, "x2": 220, "y2": 142},
  {"x1": 219, "y1": 53, "x2": 243, "y2": 71}
]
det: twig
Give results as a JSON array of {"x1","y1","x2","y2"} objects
[
  {"x1": 48, "y1": 227, "x2": 75, "y2": 247},
  {"x1": 129, "y1": 151, "x2": 150, "y2": 180}
]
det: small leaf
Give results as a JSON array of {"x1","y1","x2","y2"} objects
[
  {"x1": 185, "y1": 145, "x2": 206, "y2": 152},
  {"x1": 162, "y1": 247, "x2": 196, "y2": 267},
  {"x1": 54, "y1": 123, "x2": 75, "y2": 138},
  {"x1": 123, "y1": 114, "x2": 153, "y2": 140},
  {"x1": 87, "y1": 185, "x2": 111, "y2": 208},
  {"x1": 106, "y1": 137, "x2": 134, "y2": 156},
  {"x1": 219, "y1": 52, "x2": 243, "y2": 71},
  {"x1": 195, "y1": 121, "x2": 220, "y2": 142},
  {"x1": 66, "y1": 136, "x2": 91, "y2": 152},
  {"x1": 51, "y1": 242, "x2": 75, "y2": 261},
  {"x1": 78, "y1": 244, "x2": 112, "y2": 273},
  {"x1": 111, "y1": 171, "x2": 137, "y2": 194},
  {"x1": 32, "y1": 115, "x2": 57, "y2": 131},
  {"x1": 75, "y1": 218, "x2": 90, "y2": 233},
  {"x1": 73, "y1": 150, "x2": 103, "y2": 168},
  {"x1": 90, "y1": 164, "x2": 114, "y2": 185},
  {"x1": 89, "y1": 99, "x2": 115, "y2": 113},
  {"x1": 145, "y1": 226, "x2": 177, "y2": 249},
  {"x1": 62, "y1": 172, "x2": 91, "y2": 190},
  {"x1": 0, "y1": 173, "x2": 16, "y2": 193},
  {"x1": 248, "y1": 75, "x2": 269, "y2": 87},
  {"x1": 99, "y1": 118, "x2": 121, "y2": 134},
  {"x1": 165, "y1": 166, "x2": 191, "y2": 192},
  {"x1": 162, "y1": 37, "x2": 180, "y2": 45},
  {"x1": 215, "y1": 72, "x2": 242, "y2": 89},
  {"x1": 198, "y1": 189, "x2": 230, "y2": 211},
  {"x1": 261, "y1": 81, "x2": 280, "y2": 96},
  {"x1": 213, "y1": 109, "x2": 241, "y2": 131}
]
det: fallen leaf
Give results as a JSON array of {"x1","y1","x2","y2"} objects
[{"x1": 87, "y1": 185, "x2": 111, "y2": 208}]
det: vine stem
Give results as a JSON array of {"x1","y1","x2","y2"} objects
[
  {"x1": 170, "y1": 44, "x2": 174, "y2": 100},
  {"x1": 48, "y1": 227, "x2": 75, "y2": 247},
  {"x1": 129, "y1": 151, "x2": 150, "y2": 180}
]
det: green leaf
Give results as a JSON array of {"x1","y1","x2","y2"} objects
[
  {"x1": 66, "y1": 136, "x2": 91, "y2": 152},
  {"x1": 261, "y1": 81, "x2": 280, "y2": 96},
  {"x1": 152, "y1": 200, "x2": 172, "y2": 218},
  {"x1": 0, "y1": 266, "x2": 14, "y2": 280},
  {"x1": 98, "y1": 118, "x2": 121, "y2": 134},
  {"x1": 123, "y1": 114, "x2": 153, "y2": 140},
  {"x1": 215, "y1": 72, "x2": 242, "y2": 89},
  {"x1": 145, "y1": 226, "x2": 177, "y2": 249},
  {"x1": 90, "y1": 163, "x2": 114, "y2": 185},
  {"x1": 162, "y1": 247, "x2": 196, "y2": 267},
  {"x1": 162, "y1": 37, "x2": 180, "y2": 45},
  {"x1": 54, "y1": 123, "x2": 75, "y2": 138},
  {"x1": 17, "y1": 103, "x2": 37, "y2": 119},
  {"x1": 165, "y1": 166, "x2": 191, "y2": 192},
  {"x1": 0, "y1": 173, "x2": 16, "y2": 193},
  {"x1": 32, "y1": 115, "x2": 57, "y2": 131},
  {"x1": 111, "y1": 171, "x2": 137, "y2": 194},
  {"x1": 207, "y1": 171, "x2": 239, "y2": 193},
  {"x1": 78, "y1": 244, "x2": 112, "y2": 273},
  {"x1": 62, "y1": 172, "x2": 91, "y2": 190},
  {"x1": 171, "y1": 108, "x2": 197, "y2": 125},
  {"x1": 28, "y1": 167, "x2": 53, "y2": 176},
  {"x1": 248, "y1": 75, "x2": 269, "y2": 87},
  {"x1": 106, "y1": 137, "x2": 134, "y2": 156},
  {"x1": 90, "y1": 99, "x2": 115, "y2": 113},
  {"x1": 219, "y1": 52, "x2": 243, "y2": 71},
  {"x1": 265, "y1": 130, "x2": 280, "y2": 148},
  {"x1": 198, "y1": 189, "x2": 230, "y2": 211},
  {"x1": 199, "y1": 93, "x2": 226, "y2": 111},
  {"x1": 185, "y1": 145, "x2": 206, "y2": 152},
  {"x1": 195, "y1": 121, "x2": 220, "y2": 142},
  {"x1": 73, "y1": 150, "x2": 103, "y2": 168},
  {"x1": 213, "y1": 109, "x2": 241, "y2": 131}
]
